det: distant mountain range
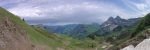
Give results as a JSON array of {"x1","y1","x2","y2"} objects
[
  {"x1": 42, "y1": 16, "x2": 141, "y2": 39},
  {"x1": 43, "y1": 23, "x2": 100, "y2": 39}
]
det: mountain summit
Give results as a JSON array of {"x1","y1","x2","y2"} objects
[
  {"x1": 93, "y1": 16, "x2": 141, "y2": 36},
  {"x1": 102, "y1": 16, "x2": 140, "y2": 30}
]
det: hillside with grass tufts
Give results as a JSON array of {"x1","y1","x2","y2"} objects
[{"x1": 0, "y1": 7, "x2": 100, "y2": 50}]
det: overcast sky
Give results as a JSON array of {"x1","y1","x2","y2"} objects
[{"x1": 0, "y1": 0, "x2": 150, "y2": 25}]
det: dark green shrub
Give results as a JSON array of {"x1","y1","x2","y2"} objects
[{"x1": 131, "y1": 13, "x2": 150, "y2": 38}]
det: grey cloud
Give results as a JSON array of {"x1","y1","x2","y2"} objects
[
  {"x1": 0, "y1": 0, "x2": 146, "y2": 25},
  {"x1": 26, "y1": 7, "x2": 104, "y2": 25}
]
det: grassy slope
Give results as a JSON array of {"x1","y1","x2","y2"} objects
[
  {"x1": 85, "y1": 24, "x2": 99, "y2": 33},
  {"x1": 0, "y1": 7, "x2": 99, "y2": 50},
  {"x1": 0, "y1": 7, "x2": 63, "y2": 49}
]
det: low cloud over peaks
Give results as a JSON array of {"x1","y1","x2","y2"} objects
[{"x1": 0, "y1": 0, "x2": 149, "y2": 25}]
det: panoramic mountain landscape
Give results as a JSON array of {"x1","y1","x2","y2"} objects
[{"x1": 1, "y1": 0, "x2": 150, "y2": 50}]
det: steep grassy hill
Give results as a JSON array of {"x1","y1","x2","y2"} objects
[
  {"x1": 0, "y1": 7, "x2": 99, "y2": 50},
  {"x1": 0, "y1": 7, "x2": 35, "y2": 50},
  {"x1": 0, "y1": 7, "x2": 57, "y2": 50}
]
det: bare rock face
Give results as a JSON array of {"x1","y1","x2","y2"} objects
[
  {"x1": 0, "y1": 17, "x2": 34, "y2": 50},
  {"x1": 121, "y1": 45, "x2": 135, "y2": 50},
  {"x1": 121, "y1": 38, "x2": 150, "y2": 50}
]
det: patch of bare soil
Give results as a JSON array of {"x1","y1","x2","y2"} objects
[{"x1": 0, "y1": 17, "x2": 34, "y2": 50}]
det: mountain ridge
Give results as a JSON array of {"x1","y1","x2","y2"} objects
[{"x1": 43, "y1": 23, "x2": 100, "y2": 39}]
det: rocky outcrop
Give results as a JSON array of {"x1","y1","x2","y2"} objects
[
  {"x1": 121, "y1": 38, "x2": 150, "y2": 50},
  {"x1": 121, "y1": 45, "x2": 135, "y2": 50}
]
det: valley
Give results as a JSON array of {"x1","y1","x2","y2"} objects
[{"x1": 0, "y1": 0, "x2": 150, "y2": 50}]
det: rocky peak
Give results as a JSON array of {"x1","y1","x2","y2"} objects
[
  {"x1": 107, "y1": 16, "x2": 122, "y2": 20},
  {"x1": 102, "y1": 16, "x2": 138, "y2": 27},
  {"x1": 107, "y1": 16, "x2": 114, "y2": 21},
  {"x1": 98, "y1": 16, "x2": 141, "y2": 36},
  {"x1": 115, "y1": 16, "x2": 122, "y2": 20},
  {"x1": 106, "y1": 16, "x2": 123, "y2": 23}
]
